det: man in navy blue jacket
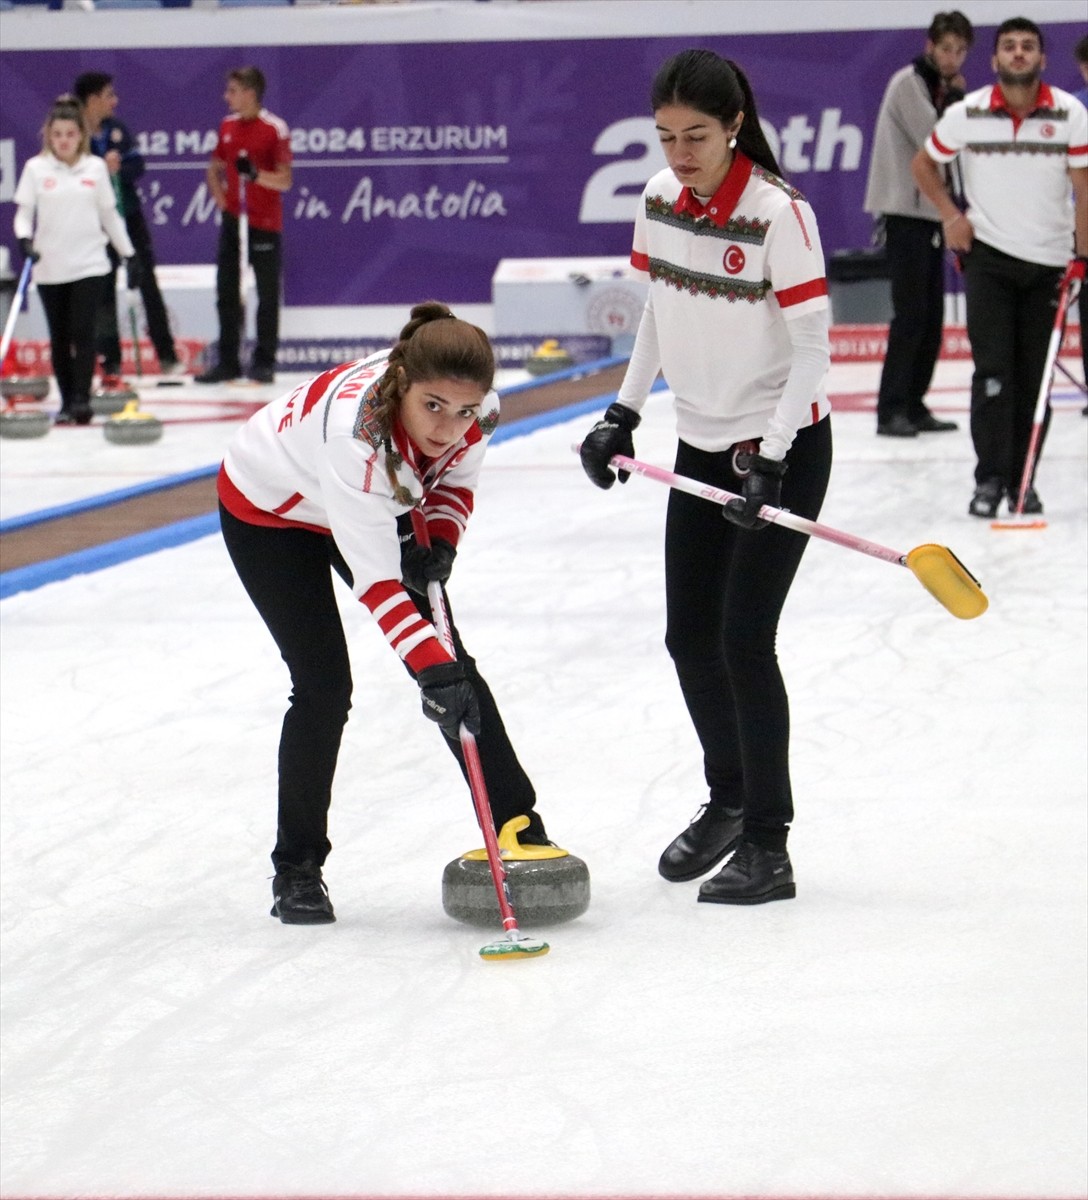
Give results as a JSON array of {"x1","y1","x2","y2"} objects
[{"x1": 74, "y1": 72, "x2": 182, "y2": 382}]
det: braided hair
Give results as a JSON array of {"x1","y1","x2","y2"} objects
[
  {"x1": 650, "y1": 49, "x2": 783, "y2": 179},
  {"x1": 370, "y1": 301, "x2": 495, "y2": 438}
]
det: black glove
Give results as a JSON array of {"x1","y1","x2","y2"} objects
[
  {"x1": 124, "y1": 257, "x2": 142, "y2": 290},
  {"x1": 236, "y1": 152, "x2": 258, "y2": 182},
  {"x1": 579, "y1": 403, "x2": 641, "y2": 489},
  {"x1": 723, "y1": 454, "x2": 787, "y2": 530},
  {"x1": 401, "y1": 536, "x2": 457, "y2": 596},
  {"x1": 417, "y1": 661, "x2": 481, "y2": 739},
  {"x1": 18, "y1": 237, "x2": 40, "y2": 264}
]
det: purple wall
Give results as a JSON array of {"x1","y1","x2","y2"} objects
[{"x1": 1, "y1": 24, "x2": 1081, "y2": 306}]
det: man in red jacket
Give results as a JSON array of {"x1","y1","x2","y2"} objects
[{"x1": 196, "y1": 67, "x2": 292, "y2": 386}]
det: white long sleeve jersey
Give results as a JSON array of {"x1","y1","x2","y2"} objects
[
  {"x1": 13, "y1": 152, "x2": 135, "y2": 285},
  {"x1": 219, "y1": 351, "x2": 499, "y2": 675},
  {"x1": 618, "y1": 155, "x2": 831, "y2": 460},
  {"x1": 924, "y1": 82, "x2": 1088, "y2": 267}
]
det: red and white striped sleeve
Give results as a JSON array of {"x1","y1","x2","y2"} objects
[
  {"x1": 423, "y1": 482, "x2": 474, "y2": 547},
  {"x1": 361, "y1": 580, "x2": 452, "y2": 673}
]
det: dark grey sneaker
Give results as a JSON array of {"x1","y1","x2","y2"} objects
[
  {"x1": 194, "y1": 363, "x2": 240, "y2": 384},
  {"x1": 270, "y1": 862, "x2": 336, "y2": 924},
  {"x1": 697, "y1": 840, "x2": 795, "y2": 905},
  {"x1": 658, "y1": 804, "x2": 743, "y2": 882},
  {"x1": 968, "y1": 478, "x2": 1004, "y2": 519},
  {"x1": 1008, "y1": 485, "x2": 1043, "y2": 515}
]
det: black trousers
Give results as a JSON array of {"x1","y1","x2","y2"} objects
[
  {"x1": 219, "y1": 505, "x2": 537, "y2": 869},
  {"x1": 962, "y1": 240, "x2": 1063, "y2": 487},
  {"x1": 876, "y1": 215, "x2": 946, "y2": 425},
  {"x1": 37, "y1": 276, "x2": 106, "y2": 411},
  {"x1": 663, "y1": 418, "x2": 833, "y2": 851},
  {"x1": 214, "y1": 214, "x2": 281, "y2": 374},
  {"x1": 96, "y1": 209, "x2": 179, "y2": 372}
]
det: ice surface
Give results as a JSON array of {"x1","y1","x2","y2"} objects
[{"x1": 1, "y1": 360, "x2": 1085, "y2": 1196}]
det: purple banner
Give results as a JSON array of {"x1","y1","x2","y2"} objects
[{"x1": 1, "y1": 25, "x2": 1082, "y2": 307}]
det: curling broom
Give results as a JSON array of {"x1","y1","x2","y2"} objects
[
  {"x1": 414, "y1": 514, "x2": 550, "y2": 961},
  {"x1": 992, "y1": 262, "x2": 1082, "y2": 531},
  {"x1": 595, "y1": 451, "x2": 988, "y2": 621}
]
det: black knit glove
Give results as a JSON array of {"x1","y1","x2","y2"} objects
[
  {"x1": 401, "y1": 536, "x2": 457, "y2": 596},
  {"x1": 579, "y1": 403, "x2": 641, "y2": 489},
  {"x1": 18, "y1": 237, "x2": 40, "y2": 264},
  {"x1": 417, "y1": 661, "x2": 481, "y2": 739},
  {"x1": 723, "y1": 454, "x2": 787, "y2": 530},
  {"x1": 236, "y1": 151, "x2": 258, "y2": 182}
]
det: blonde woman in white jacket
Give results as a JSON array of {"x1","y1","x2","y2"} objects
[{"x1": 13, "y1": 95, "x2": 136, "y2": 425}]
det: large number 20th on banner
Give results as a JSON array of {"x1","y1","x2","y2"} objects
[{"x1": 0, "y1": 25, "x2": 1081, "y2": 307}]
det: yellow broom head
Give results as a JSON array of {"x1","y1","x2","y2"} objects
[{"x1": 905, "y1": 544, "x2": 989, "y2": 620}]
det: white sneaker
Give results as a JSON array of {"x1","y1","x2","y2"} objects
[{"x1": 159, "y1": 359, "x2": 186, "y2": 376}]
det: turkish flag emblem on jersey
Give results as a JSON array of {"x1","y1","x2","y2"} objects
[{"x1": 723, "y1": 245, "x2": 746, "y2": 275}]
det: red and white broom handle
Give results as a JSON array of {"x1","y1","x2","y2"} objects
[
  {"x1": 0, "y1": 257, "x2": 34, "y2": 370},
  {"x1": 1012, "y1": 265, "x2": 1081, "y2": 514},
  {"x1": 607, "y1": 452, "x2": 911, "y2": 568},
  {"x1": 238, "y1": 174, "x2": 249, "y2": 313},
  {"x1": 412, "y1": 512, "x2": 523, "y2": 938}
]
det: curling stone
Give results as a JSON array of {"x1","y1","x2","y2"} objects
[
  {"x1": 0, "y1": 407, "x2": 51, "y2": 439},
  {"x1": 103, "y1": 400, "x2": 163, "y2": 445},
  {"x1": 91, "y1": 386, "x2": 139, "y2": 415},
  {"x1": 0, "y1": 375, "x2": 50, "y2": 401},
  {"x1": 524, "y1": 338, "x2": 575, "y2": 377},
  {"x1": 442, "y1": 815, "x2": 590, "y2": 928}
]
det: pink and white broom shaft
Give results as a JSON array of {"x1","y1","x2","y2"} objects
[
  {"x1": 610, "y1": 452, "x2": 909, "y2": 568},
  {"x1": 1012, "y1": 272, "x2": 1079, "y2": 513}
]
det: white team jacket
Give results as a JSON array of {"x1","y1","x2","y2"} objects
[
  {"x1": 13, "y1": 153, "x2": 135, "y2": 285},
  {"x1": 219, "y1": 350, "x2": 500, "y2": 674}
]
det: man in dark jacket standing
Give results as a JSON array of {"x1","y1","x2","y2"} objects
[
  {"x1": 864, "y1": 12, "x2": 974, "y2": 438},
  {"x1": 74, "y1": 72, "x2": 182, "y2": 382}
]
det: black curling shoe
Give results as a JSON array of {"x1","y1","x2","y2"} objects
[
  {"x1": 658, "y1": 805, "x2": 744, "y2": 882},
  {"x1": 270, "y1": 862, "x2": 336, "y2": 924},
  {"x1": 697, "y1": 840, "x2": 795, "y2": 905},
  {"x1": 968, "y1": 478, "x2": 1004, "y2": 518}
]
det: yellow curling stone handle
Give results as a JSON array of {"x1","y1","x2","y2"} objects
[
  {"x1": 462, "y1": 815, "x2": 569, "y2": 862},
  {"x1": 111, "y1": 400, "x2": 157, "y2": 422}
]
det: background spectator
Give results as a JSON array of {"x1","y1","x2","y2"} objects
[{"x1": 864, "y1": 10, "x2": 974, "y2": 439}]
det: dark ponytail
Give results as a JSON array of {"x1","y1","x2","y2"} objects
[
  {"x1": 650, "y1": 49, "x2": 782, "y2": 179},
  {"x1": 373, "y1": 301, "x2": 495, "y2": 432}
]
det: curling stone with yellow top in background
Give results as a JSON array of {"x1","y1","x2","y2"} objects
[
  {"x1": 104, "y1": 400, "x2": 163, "y2": 445},
  {"x1": 524, "y1": 338, "x2": 575, "y2": 377},
  {"x1": 442, "y1": 815, "x2": 590, "y2": 928}
]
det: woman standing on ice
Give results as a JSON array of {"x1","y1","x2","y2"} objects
[
  {"x1": 579, "y1": 49, "x2": 833, "y2": 905},
  {"x1": 219, "y1": 303, "x2": 552, "y2": 924},
  {"x1": 12, "y1": 94, "x2": 137, "y2": 426}
]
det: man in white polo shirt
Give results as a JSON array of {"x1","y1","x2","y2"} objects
[{"x1": 912, "y1": 16, "x2": 1087, "y2": 518}]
